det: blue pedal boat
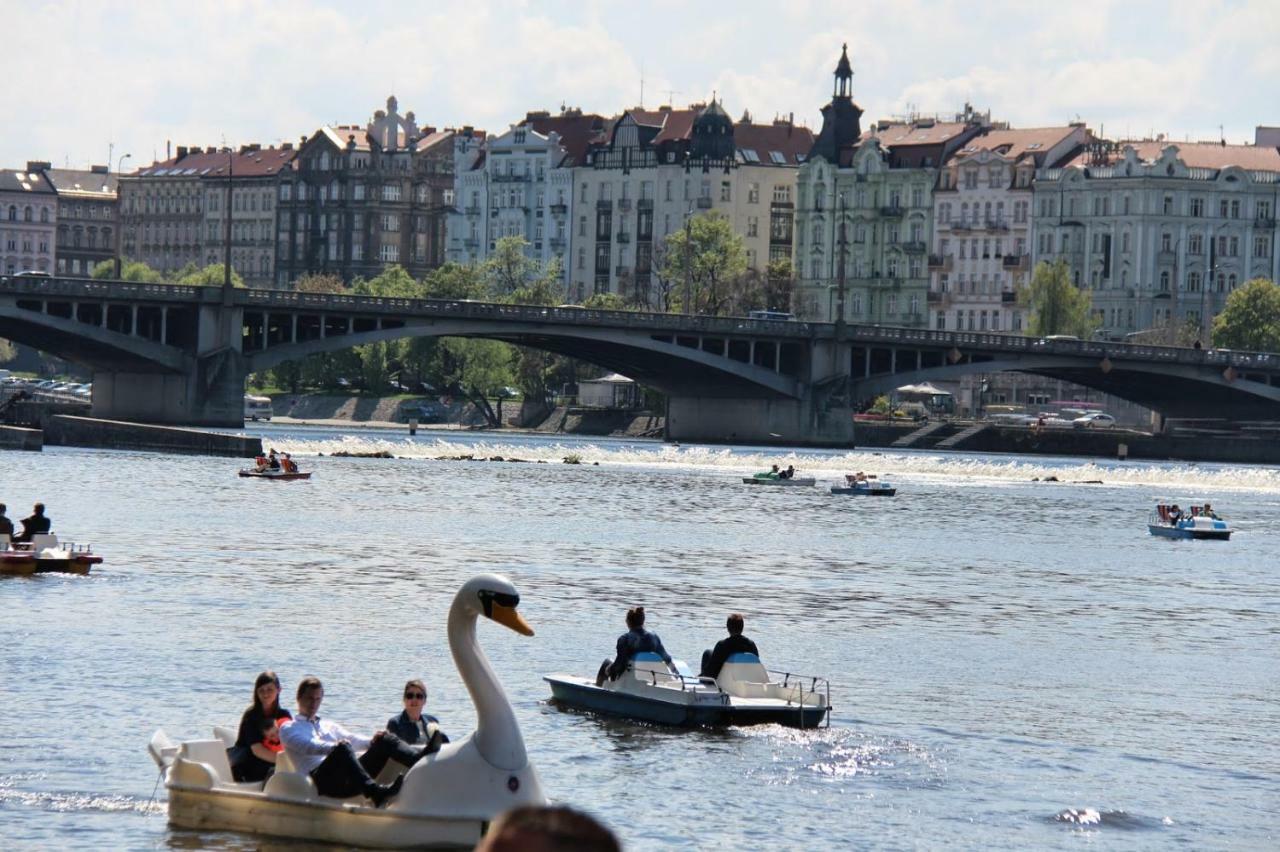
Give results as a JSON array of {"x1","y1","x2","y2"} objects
[
  {"x1": 1148, "y1": 504, "x2": 1231, "y2": 540},
  {"x1": 545, "y1": 652, "x2": 830, "y2": 728}
]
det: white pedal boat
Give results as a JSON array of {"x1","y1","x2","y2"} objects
[
  {"x1": 545, "y1": 652, "x2": 830, "y2": 728},
  {"x1": 831, "y1": 476, "x2": 896, "y2": 496},
  {"x1": 741, "y1": 477, "x2": 816, "y2": 487},
  {"x1": 148, "y1": 574, "x2": 544, "y2": 848}
]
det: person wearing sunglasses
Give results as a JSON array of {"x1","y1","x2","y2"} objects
[{"x1": 386, "y1": 679, "x2": 449, "y2": 755}]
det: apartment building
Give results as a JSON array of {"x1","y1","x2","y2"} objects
[
  {"x1": 568, "y1": 101, "x2": 811, "y2": 306},
  {"x1": 449, "y1": 109, "x2": 605, "y2": 285},
  {"x1": 928, "y1": 125, "x2": 1087, "y2": 332},
  {"x1": 0, "y1": 162, "x2": 57, "y2": 275},
  {"x1": 794, "y1": 46, "x2": 985, "y2": 323},
  {"x1": 1032, "y1": 140, "x2": 1280, "y2": 338},
  {"x1": 120, "y1": 143, "x2": 295, "y2": 286},
  {"x1": 40, "y1": 164, "x2": 119, "y2": 277},
  {"x1": 276, "y1": 96, "x2": 458, "y2": 286}
]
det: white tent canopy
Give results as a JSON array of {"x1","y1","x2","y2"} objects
[{"x1": 895, "y1": 382, "x2": 952, "y2": 396}]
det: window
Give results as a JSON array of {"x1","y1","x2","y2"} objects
[
  {"x1": 748, "y1": 182, "x2": 760, "y2": 204},
  {"x1": 1188, "y1": 234, "x2": 1203, "y2": 255},
  {"x1": 381, "y1": 213, "x2": 399, "y2": 232},
  {"x1": 1163, "y1": 196, "x2": 1173, "y2": 215},
  {"x1": 746, "y1": 216, "x2": 758, "y2": 237},
  {"x1": 382, "y1": 184, "x2": 401, "y2": 202},
  {"x1": 720, "y1": 181, "x2": 731, "y2": 202},
  {"x1": 1260, "y1": 200, "x2": 1273, "y2": 220},
  {"x1": 1161, "y1": 232, "x2": 1172, "y2": 251},
  {"x1": 772, "y1": 185, "x2": 791, "y2": 204},
  {"x1": 1255, "y1": 235, "x2": 1270, "y2": 257},
  {"x1": 1190, "y1": 197, "x2": 1204, "y2": 217},
  {"x1": 578, "y1": 216, "x2": 586, "y2": 237}
]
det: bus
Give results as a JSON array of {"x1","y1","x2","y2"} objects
[
  {"x1": 244, "y1": 394, "x2": 273, "y2": 421},
  {"x1": 748, "y1": 310, "x2": 795, "y2": 321}
]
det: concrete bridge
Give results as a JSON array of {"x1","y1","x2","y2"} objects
[{"x1": 3, "y1": 276, "x2": 1279, "y2": 444}]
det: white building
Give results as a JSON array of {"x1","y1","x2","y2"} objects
[
  {"x1": 1032, "y1": 141, "x2": 1280, "y2": 339},
  {"x1": 449, "y1": 109, "x2": 605, "y2": 290},
  {"x1": 929, "y1": 125, "x2": 1087, "y2": 332},
  {"x1": 1, "y1": 163, "x2": 58, "y2": 275}
]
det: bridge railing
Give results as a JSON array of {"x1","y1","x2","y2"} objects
[{"x1": 0, "y1": 275, "x2": 222, "y2": 303}]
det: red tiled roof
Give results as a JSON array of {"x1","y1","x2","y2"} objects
[
  {"x1": 522, "y1": 112, "x2": 609, "y2": 166},
  {"x1": 952, "y1": 127, "x2": 1081, "y2": 163},
  {"x1": 133, "y1": 145, "x2": 297, "y2": 178},
  {"x1": 865, "y1": 121, "x2": 970, "y2": 147},
  {"x1": 415, "y1": 129, "x2": 456, "y2": 153},
  {"x1": 734, "y1": 122, "x2": 815, "y2": 165},
  {"x1": 1060, "y1": 140, "x2": 1280, "y2": 171}
]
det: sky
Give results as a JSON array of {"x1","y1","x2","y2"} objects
[{"x1": 4, "y1": 0, "x2": 1279, "y2": 172}]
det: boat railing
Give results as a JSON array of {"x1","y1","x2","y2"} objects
[{"x1": 768, "y1": 668, "x2": 832, "y2": 728}]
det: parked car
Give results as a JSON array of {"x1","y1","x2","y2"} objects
[{"x1": 1073, "y1": 412, "x2": 1116, "y2": 429}]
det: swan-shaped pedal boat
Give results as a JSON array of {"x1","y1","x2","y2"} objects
[
  {"x1": 545, "y1": 652, "x2": 831, "y2": 728},
  {"x1": 148, "y1": 574, "x2": 544, "y2": 848}
]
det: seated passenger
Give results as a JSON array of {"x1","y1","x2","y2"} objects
[
  {"x1": 596, "y1": 606, "x2": 676, "y2": 685},
  {"x1": 267, "y1": 449, "x2": 281, "y2": 471},
  {"x1": 253, "y1": 454, "x2": 268, "y2": 472},
  {"x1": 700, "y1": 613, "x2": 760, "y2": 680},
  {"x1": 754, "y1": 464, "x2": 781, "y2": 480},
  {"x1": 387, "y1": 678, "x2": 449, "y2": 754},
  {"x1": 15, "y1": 502, "x2": 50, "y2": 543},
  {"x1": 1168, "y1": 504, "x2": 1183, "y2": 524},
  {"x1": 229, "y1": 670, "x2": 293, "y2": 783},
  {"x1": 1202, "y1": 502, "x2": 1220, "y2": 520},
  {"x1": 782, "y1": 465, "x2": 796, "y2": 480},
  {"x1": 281, "y1": 453, "x2": 297, "y2": 474}
]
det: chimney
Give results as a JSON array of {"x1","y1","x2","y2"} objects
[
  {"x1": 166, "y1": 140, "x2": 171, "y2": 160},
  {"x1": 176, "y1": 146, "x2": 188, "y2": 159},
  {"x1": 91, "y1": 164, "x2": 108, "y2": 174},
  {"x1": 26, "y1": 160, "x2": 52, "y2": 172},
  {"x1": 282, "y1": 142, "x2": 293, "y2": 151}
]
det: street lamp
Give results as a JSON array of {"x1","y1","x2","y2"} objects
[
  {"x1": 835, "y1": 191, "x2": 848, "y2": 333},
  {"x1": 223, "y1": 146, "x2": 234, "y2": 299},
  {"x1": 114, "y1": 153, "x2": 131, "y2": 278},
  {"x1": 682, "y1": 202, "x2": 693, "y2": 314}
]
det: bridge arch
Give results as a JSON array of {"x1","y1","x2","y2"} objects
[{"x1": 0, "y1": 303, "x2": 189, "y2": 373}]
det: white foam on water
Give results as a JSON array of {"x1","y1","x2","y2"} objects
[{"x1": 272, "y1": 435, "x2": 1280, "y2": 493}]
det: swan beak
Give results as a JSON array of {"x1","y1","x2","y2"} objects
[{"x1": 490, "y1": 602, "x2": 534, "y2": 636}]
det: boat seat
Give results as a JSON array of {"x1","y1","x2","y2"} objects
[
  {"x1": 213, "y1": 725, "x2": 236, "y2": 747},
  {"x1": 630, "y1": 651, "x2": 677, "y2": 683},
  {"x1": 0, "y1": 533, "x2": 9, "y2": 550},
  {"x1": 179, "y1": 739, "x2": 235, "y2": 785},
  {"x1": 30, "y1": 533, "x2": 58, "y2": 552},
  {"x1": 263, "y1": 770, "x2": 318, "y2": 800},
  {"x1": 717, "y1": 653, "x2": 775, "y2": 697}
]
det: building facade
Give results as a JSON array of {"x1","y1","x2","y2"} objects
[
  {"x1": 566, "y1": 102, "x2": 811, "y2": 306},
  {"x1": 276, "y1": 96, "x2": 458, "y2": 287},
  {"x1": 0, "y1": 163, "x2": 58, "y2": 275},
  {"x1": 449, "y1": 109, "x2": 604, "y2": 284},
  {"x1": 928, "y1": 125, "x2": 1087, "y2": 332},
  {"x1": 1032, "y1": 141, "x2": 1280, "y2": 339},
  {"x1": 120, "y1": 144, "x2": 295, "y2": 285},
  {"x1": 794, "y1": 46, "x2": 985, "y2": 324},
  {"x1": 40, "y1": 164, "x2": 119, "y2": 277}
]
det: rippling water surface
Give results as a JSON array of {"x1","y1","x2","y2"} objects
[{"x1": 1, "y1": 426, "x2": 1278, "y2": 850}]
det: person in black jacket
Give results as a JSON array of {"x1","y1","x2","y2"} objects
[
  {"x1": 386, "y1": 678, "x2": 449, "y2": 756},
  {"x1": 229, "y1": 670, "x2": 293, "y2": 783},
  {"x1": 0, "y1": 504, "x2": 13, "y2": 540},
  {"x1": 15, "y1": 503, "x2": 50, "y2": 543},
  {"x1": 699, "y1": 613, "x2": 760, "y2": 679}
]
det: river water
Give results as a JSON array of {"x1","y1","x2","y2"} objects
[{"x1": 1, "y1": 426, "x2": 1277, "y2": 850}]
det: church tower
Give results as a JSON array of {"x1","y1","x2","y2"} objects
[{"x1": 809, "y1": 44, "x2": 864, "y2": 165}]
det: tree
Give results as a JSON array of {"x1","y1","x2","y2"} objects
[
  {"x1": 1019, "y1": 260, "x2": 1096, "y2": 337},
  {"x1": 175, "y1": 263, "x2": 245, "y2": 288},
  {"x1": 763, "y1": 259, "x2": 796, "y2": 313},
  {"x1": 423, "y1": 263, "x2": 487, "y2": 300},
  {"x1": 352, "y1": 265, "x2": 422, "y2": 298},
  {"x1": 294, "y1": 273, "x2": 345, "y2": 294},
  {"x1": 581, "y1": 292, "x2": 627, "y2": 310},
  {"x1": 1212, "y1": 277, "x2": 1280, "y2": 351},
  {"x1": 659, "y1": 211, "x2": 749, "y2": 315},
  {"x1": 93, "y1": 258, "x2": 162, "y2": 283},
  {"x1": 484, "y1": 236, "x2": 545, "y2": 296},
  {"x1": 0, "y1": 338, "x2": 15, "y2": 364}
]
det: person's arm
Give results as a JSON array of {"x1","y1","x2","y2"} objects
[
  {"x1": 280, "y1": 718, "x2": 333, "y2": 756},
  {"x1": 654, "y1": 634, "x2": 674, "y2": 667},
  {"x1": 705, "y1": 640, "x2": 729, "y2": 678},
  {"x1": 249, "y1": 743, "x2": 278, "y2": 762}
]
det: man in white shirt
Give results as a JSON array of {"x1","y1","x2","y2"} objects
[{"x1": 280, "y1": 675, "x2": 425, "y2": 807}]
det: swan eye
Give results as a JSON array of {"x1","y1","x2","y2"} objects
[{"x1": 477, "y1": 589, "x2": 520, "y2": 618}]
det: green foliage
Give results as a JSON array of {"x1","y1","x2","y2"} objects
[
  {"x1": 581, "y1": 292, "x2": 627, "y2": 310},
  {"x1": 763, "y1": 259, "x2": 796, "y2": 313},
  {"x1": 484, "y1": 236, "x2": 546, "y2": 296},
  {"x1": 175, "y1": 263, "x2": 245, "y2": 288},
  {"x1": 294, "y1": 273, "x2": 345, "y2": 294},
  {"x1": 92, "y1": 258, "x2": 163, "y2": 283},
  {"x1": 659, "y1": 211, "x2": 749, "y2": 315},
  {"x1": 423, "y1": 263, "x2": 487, "y2": 300},
  {"x1": 869, "y1": 394, "x2": 891, "y2": 414},
  {"x1": 1019, "y1": 260, "x2": 1096, "y2": 337},
  {"x1": 1212, "y1": 277, "x2": 1280, "y2": 351},
  {"x1": 351, "y1": 265, "x2": 423, "y2": 298},
  {"x1": 0, "y1": 338, "x2": 15, "y2": 364}
]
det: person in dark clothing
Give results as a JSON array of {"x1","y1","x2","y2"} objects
[
  {"x1": 0, "y1": 504, "x2": 13, "y2": 540},
  {"x1": 386, "y1": 678, "x2": 449, "y2": 755},
  {"x1": 15, "y1": 503, "x2": 50, "y2": 543},
  {"x1": 596, "y1": 607, "x2": 676, "y2": 686},
  {"x1": 700, "y1": 613, "x2": 761, "y2": 679},
  {"x1": 267, "y1": 449, "x2": 281, "y2": 470},
  {"x1": 229, "y1": 670, "x2": 293, "y2": 783}
]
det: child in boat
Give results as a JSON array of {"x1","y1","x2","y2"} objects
[
  {"x1": 261, "y1": 717, "x2": 285, "y2": 754},
  {"x1": 281, "y1": 454, "x2": 298, "y2": 474},
  {"x1": 253, "y1": 454, "x2": 268, "y2": 472}
]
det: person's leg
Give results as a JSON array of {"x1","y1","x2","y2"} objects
[
  {"x1": 310, "y1": 742, "x2": 375, "y2": 799},
  {"x1": 596, "y1": 659, "x2": 612, "y2": 687},
  {"x1": 699, "y1": 649, "x2": 713, "y2": 679},
  {"x1": 358, "y1": 732, "x2": 423, "y2": 775}
]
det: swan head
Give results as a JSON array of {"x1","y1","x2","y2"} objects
[{"x1": 456, "y1": 573, "x2": 534, "y2": 636}]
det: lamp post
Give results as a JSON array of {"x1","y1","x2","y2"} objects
[
  {"x1": 114, "y1": 153, "x2": 131, "y2": 278},
  {"x1": 835, "y1": 191, "x2": 848, "y2": 334},
  {"x1": 223, "y1": 146, "x2": 234, "y2": 299},
  {"x1": 682, "y1": 202, "x2": 693, "y2": 314},
  {"x1": 1203, "y1": 221, "x2": 1232, "y2": 344}
]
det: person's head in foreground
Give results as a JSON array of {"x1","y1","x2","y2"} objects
[{"x1": 476, "y1": 804, "x2": 620, "y2": 852}]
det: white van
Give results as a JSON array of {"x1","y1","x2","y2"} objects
[{"x1": 244, "y1": 394, "x2": 273, "y2": 421}]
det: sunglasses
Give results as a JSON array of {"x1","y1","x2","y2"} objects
[{"x1": 404, "y1": 692, "x2": 426, "y2": 700}]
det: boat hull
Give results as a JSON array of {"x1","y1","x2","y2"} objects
[
  {"x1": 741, "y1": 478, "x2": 816, "y2": 487},
  {"x1": 239, "y1": 470, "x2": 312, "y2": 480},
  {"x1": 167, "y1": 784, "x2": 482, "y2": 849},
  {"x1": 830, "y1": 486, "x2": 896, "y2": 496},
  {"x1": 544, "y1": 676, "x2": 828, "y2": 728},
  {"x1": 1148, "y1": 524, "x2": 1231, "y2": 540}
]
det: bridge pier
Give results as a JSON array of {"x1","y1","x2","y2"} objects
[{"x1": 665, "y1": 394, "x2": 854, "y2": 446}]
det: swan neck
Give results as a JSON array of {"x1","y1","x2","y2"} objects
[{"x1": 448, "y1": 604, "x2": 527, "y2": 770}]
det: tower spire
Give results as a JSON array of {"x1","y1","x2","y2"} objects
[{"x1": 834, "y1": 43, "x2": 853, "y2": 98}]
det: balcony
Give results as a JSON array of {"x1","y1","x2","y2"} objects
[
  {"x1": 1157, "y1": 249, "x2": 1176, "y2": 264},
  {"x1": 637, "y1": 198, "x2": 654, "y2": 211},
  {"x1": 926, "y1": 290, "x2": 943, "y2": 303},
  {"x1": 464, "y1": 206, "x2": 481, "y2": 216},
  {"x1": 596, "y1": 200, "x2": 612, "y2": 210},
  {"x1": 616, "y1": 198, "x2": 632, "y2": 211},
  {"x1": 615, "y1": 231, "x2": 632, "y2": 244},
  {"x1": 1001, "y1": 290, "x2": 1018, "y2": 303},
  {"x1": 902, "y1": 240, "x2": 927, "y2": 254},
  {"x1": 696, "y1": 197, "x2": 714, "y2": 210},
  {"x1": 879, "y1": 205, "x2": 904, "y2": 218},
  {"x1": 927, "y1": 253, "x2": 952, "y2": 269},
  {"x1": 984, "y1": 219, "x2": 1010, "y2": 231},
  {"x1": 463, "y1": 238, "x2": 479, "y2": 248},
  {"x1": 1256, "y1": 216, "x2": 1277, "y2": 229},
  {"x1": 1002, "y1": 253, "x2": 1029, "y2": 270},
  {"x1": 491, "y1": 173, "x2": 524, "y2": 183},
  {"x1": 549, "y1": 236, "x2": 565, "y2": 249},
  {"x1": 549, "y1": 203, "x2": 567, "y2": 215},
  {"x1": 615, "y1": 265, "x2": 630, "y2": 277}
]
